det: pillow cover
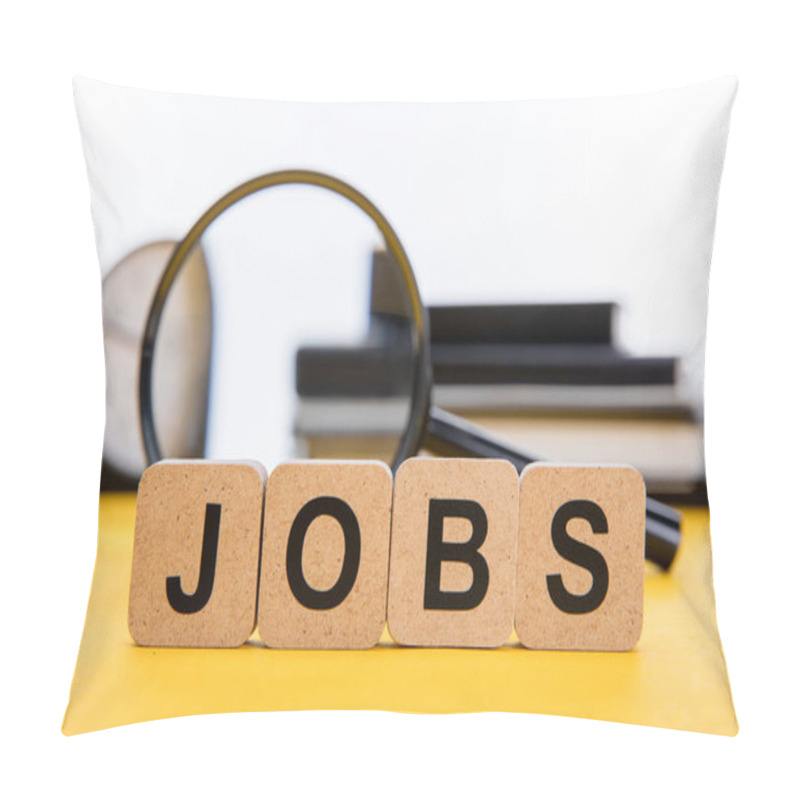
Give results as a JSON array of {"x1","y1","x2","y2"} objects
[{"x1": 64, "y1": 76, "x2": 738, "y2": 735}]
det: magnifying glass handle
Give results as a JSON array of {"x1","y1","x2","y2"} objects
[{"x1": 424, "y1": 406, "x2": 681, "y2": 570}]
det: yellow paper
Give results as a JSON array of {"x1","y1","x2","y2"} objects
[{"x1": 62, "y1": 493, "x2": 737, "y2": 736}]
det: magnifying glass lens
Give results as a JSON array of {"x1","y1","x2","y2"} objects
[
  {"x1": 293, "y1": 250, "x2": 417, "y2": 465},
  {"x1": 150, "y1": 183, "x2": 420, "y2": 472}
]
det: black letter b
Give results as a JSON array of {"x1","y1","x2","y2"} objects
[{"x1": 424, "y1": 499, "x2": 490, "y2": 611}]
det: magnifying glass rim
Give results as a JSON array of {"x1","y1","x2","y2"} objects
[{"x1": 138, "y1": 169, "x2": 432, "y2": 473}]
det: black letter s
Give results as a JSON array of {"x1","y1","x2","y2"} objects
[{"x1": 546, "y1": 500, "x2": 609, "y2": 614}]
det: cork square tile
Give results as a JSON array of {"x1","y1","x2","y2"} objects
[
  {"x1": 128, "y1": 460, "x2": 267, "y2": 648},
  {"x1": 387, "y1": 458, "x2": 519, "y2": 648},
  {"x1": 258, "y1": 461, "x2": 393, "y2": 649},
  {"x1": 516, "y1": 463, "x2": 645, "y2": 651}
]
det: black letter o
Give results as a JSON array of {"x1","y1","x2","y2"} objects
[{"x1": 286, "y1": 497, "x2": 361, "y2": 610}]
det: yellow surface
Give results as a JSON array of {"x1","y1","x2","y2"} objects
[{"x1": 62, "y1": 493, "x2": 737, "y2": 736}]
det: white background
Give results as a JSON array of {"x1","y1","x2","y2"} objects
[
  {"x1": 1, "y1": 1, "x2": 797, "y2": 796},
  {"x1": 76, "y1": 75, "x2": 735, "y2": 468}
]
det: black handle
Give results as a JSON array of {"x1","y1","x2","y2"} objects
[{"x1": 424, "y1": 406, "x2": 681, "y2": 570}]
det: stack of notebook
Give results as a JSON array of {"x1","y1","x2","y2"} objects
[{"x1": 294, "y1": 252, "x2": 705, "y2": 502}]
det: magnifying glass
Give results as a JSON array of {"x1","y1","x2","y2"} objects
[{"x1": 139, "y1": 169, "x2": 681, "y2": 570}]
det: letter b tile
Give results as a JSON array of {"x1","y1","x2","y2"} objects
[
  {"x1": 387, "y1": 458, "x2": 519, "y2": 648},
  {"x1": 128, "y1": 460, "x2": 267, "y2": 647}
]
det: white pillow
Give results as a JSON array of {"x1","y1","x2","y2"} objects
[{"x1": 74, "y1": 76, "x2": 736, "y2": 466}]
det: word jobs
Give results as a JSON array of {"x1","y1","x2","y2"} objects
[{"x1": 128, "y1": 458, "x2": 646, "y2": 652}]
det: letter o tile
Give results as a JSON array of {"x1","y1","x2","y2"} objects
[{"x1": 258, "y1": 461, "x2": 392, "y2": 649}]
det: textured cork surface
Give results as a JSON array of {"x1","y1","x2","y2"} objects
[
  {"x1": 516, "y1": 463, "x2": 645, "y2": 651},
  {"x1": 128, "y1": 460, "x2": 267, "y2": 647},
  {"x1": 387, "y1": 458, "x2": 519, "y2": 648},
  {"x1": 258, "y1": 461, "x2": 392, "y2": 649}
]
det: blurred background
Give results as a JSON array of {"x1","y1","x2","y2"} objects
[{"x1": 84, "y1": 79, "x2": 732, "y2": 503}]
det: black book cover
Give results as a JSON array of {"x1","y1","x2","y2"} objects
[{"x1": 295, "y1": 343, "x2": 676, "y2": 397}]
